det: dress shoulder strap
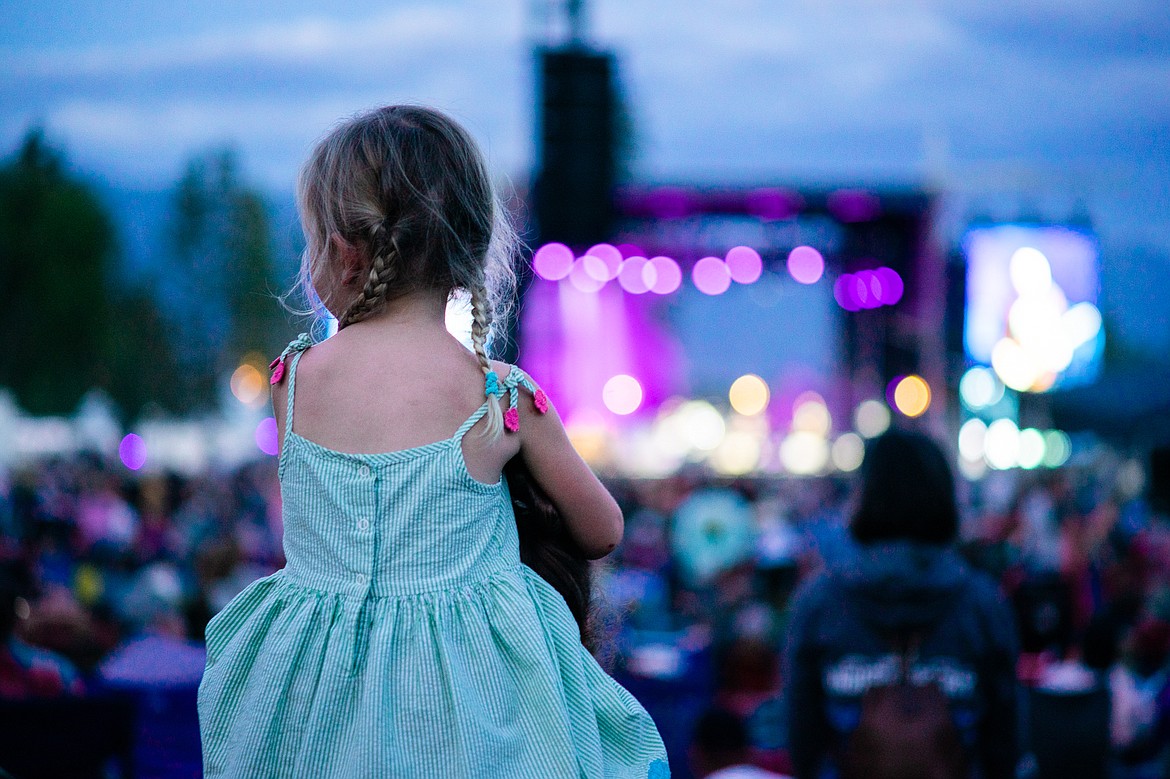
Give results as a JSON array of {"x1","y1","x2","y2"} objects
[
  {"x1": 269, "y1": 333, "x2": 315, "y2": 430},
  {"x1": 452, "y1": 400, "x2": 493, "y2": 441},
  {"x1": 479, "y1": 365, "x2": 550, "y2": 434}
]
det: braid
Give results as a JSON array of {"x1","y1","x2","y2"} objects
[
  {"x1": 338, "y1": 225, "x2": 399, "y2": 329},
  {"x1": 470, "y1": 283, "x2": 504, "y2": 439}
]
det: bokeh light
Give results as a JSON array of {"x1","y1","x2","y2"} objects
[
  {"x1": 566, "y1": 410, "x2": 609, "y2": 465},
  {"x1": 834, "y1": 275, "x2": 860, "y2": 311},
  {"x1": 119, "y1": 433, "x2": 147, "y2": 470},
  {"x1": 532, "y1": 243, "x2": 574, "y2": 281},
  {"x1": 1042, "y1": 430, "x2": 1072, "y2": 467},
  {"x1": 958, "y1": 419, "x2": 987, "y2": 461},
  {"x1": 618, "y1": 256, "x2": 652, "y2": 294},
  {"x1": 230, "y1": 364, "x2": 265, "y2": 405},
  {"x1": 584, "y1": 243, "x2": 623, "y2": 281},
  {"x1": 834, "y1": 268, "x2": 902, "y2": 309},
  {"x1": 891, "y1": 375, "x2": 931, "y2": 417},
  {"x1": 874, "y1": 267, "x2": 904, "y2": 305},
  {"x1": 792, "y1": 392, "x2": 831, "y2": 436},
  {"x1": 985, "y1": 419, "x2": 1020, "y2": 470},
  {"x1": 692, "y1": 256, "x2": 732, "y2": 295},
  {"x1": 710, "y1": 430, "x2": 762, "y2": 476},
  {"x1": 959, "y1": 366, "x2": 1003, "y2": 409},
  {"x1": 1017, "y1": 428, "x2": 1046, "y2": 469},
  {"x1": 831, "y1": 433, "x2": 865, "y2": 472},
  {"x1": 729, "y1": 374, "x2": 770, "y2": 416},
  {"x1": 854, "y1": 399, "x2": 891, "y2": 438},
  {"x1": 568, "y1": 257, "x2": 606, "y2": 293},
  {"x1": 255, "y1": 417, "x2": 279, "y2": 456},
  {"x1": 725, "y1": 246, "x2": 763, "y2": 284},
  {"x1": 602, "y1": 374, "x2": 644, "y2": 415},
  {"x1": 1009, "y1": 247, "x2": 1052, "y2": 296},
  {"x1": 676, "y1": 400, "x2": 726, "y2": 451},
  {"x1": 648, "y1": 256, "x2": 682, "y2": 294},
  {"x1": 786, "y1": 246, "x2": 824, "y2": 284},
  {"x1": 780, "y1": 432, "x2": 830, "y2": 475}
]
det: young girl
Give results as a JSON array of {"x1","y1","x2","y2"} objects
[{"x1": 196, "y1": 105, "x2": 670, "y2": 778}]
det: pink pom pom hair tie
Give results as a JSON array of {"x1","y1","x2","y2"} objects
[
  {"x1": 269, "y1": 332, "x2": 314, "y2": 385},
  {"x1": 495, "y1": 368, "x2": 548, "y2": 433}
]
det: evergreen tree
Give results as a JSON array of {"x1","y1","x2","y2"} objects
[
  {"x1": 163, "y1": 148, "x2": 286, "y2": 410},
  {"x1": 0, "y1": 131, "x2": 116, "y2": 415}
]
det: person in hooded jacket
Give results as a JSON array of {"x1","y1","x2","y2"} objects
[{"x1": 781, "y1": 429, "x2": 1019, "y2": 779}]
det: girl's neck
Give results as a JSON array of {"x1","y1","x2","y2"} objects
[{"x1": 342, "y1": 289, "x2": 448, "y2": 332}]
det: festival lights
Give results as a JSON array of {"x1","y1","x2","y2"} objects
[
  {"x1": 230, "y1": 364, "x2": 265, "y2": 406},
  {"x1": 786, "y1": 246, "x2": 824, "y2": 285},
  {"x1": 532, "y1": 243, "x2": 574, "y2": 281},
  {"x1": 602, "y1": 375, "x2": 644, "y2": 416},
  {"x1": 118, "y1": 433, "x2": 147, "y2": 471},
  {"x1": 988, "y1": 246, "x2": 1103, "y2": 393},
  {"x1": 728, "y1": 374, "x2": 770, "y2": 416},
  {"x1": 834, "y1": 268, "x2": 904, "y2": 311},
  {"x1": 255, "y1": 418, "x2": 279, "y2": 456},
  {"x1": 853, "y1": 399, "x2": 891, "y2": 438},
  {"x1": 692, "y1": 256, "x2": 732, "y2": 295},
  {"x1": 959, "y1": 367, "x2": 1003, "y2": 410},
  {"x1": 583, "y1": 244, "x2": 623, "y2": 281},
  {"x1": 780, "y1": 431, "x2": 830, "y2": 475},
  {"x1": 891, "y1": 375, "x2": 931, "y2": 418},
  {"x1": 831, "y1": 433, "x2": 865, "y2": 472},
  {"x1": 617, "y1": 256, "x2": 653, "y2": 294},
  {"x1": 648, "y1": 256, "x2": 682, "y2": 294},
  {"x1": 725, "y1": 246, "x2": 763, "y2": 284}
]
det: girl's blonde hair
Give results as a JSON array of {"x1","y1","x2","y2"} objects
[{"x1": 294, "y1": 105, "x2": 519, "y2": 437}]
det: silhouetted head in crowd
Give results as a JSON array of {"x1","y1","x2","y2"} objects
[
  {"x1": 849, "y1": 428, "x2": 959, "y2": 546},
  {"x1": 689, "y1": 707, "x2": 753, "y2": 777}
]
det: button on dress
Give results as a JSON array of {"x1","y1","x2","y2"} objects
[{"x1": 197, "y1": 336, "x2": 670, "y2": 778}]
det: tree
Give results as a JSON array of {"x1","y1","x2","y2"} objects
[
  {"x1": 163, "y1": 148, "x2": 286, "y2": 410},
  {"x1": 0, "y1": 131, "x2": 117, "y2": 415}
]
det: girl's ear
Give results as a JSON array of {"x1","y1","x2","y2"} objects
[{"x1": 331, "y1": 233, "x2": 364, "y2": 285}]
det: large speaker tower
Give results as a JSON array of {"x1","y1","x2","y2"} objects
[{"x1": 534, "y1": 47, "x2": 617, "y2": 245}]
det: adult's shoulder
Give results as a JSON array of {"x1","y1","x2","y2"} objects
[{"x1": 957, "y1": 561, "x2": 1018, "y2": 652}]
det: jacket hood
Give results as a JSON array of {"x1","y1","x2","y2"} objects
[{"x1": 832, "y1": 540, "x2": 968, "y2": 632}]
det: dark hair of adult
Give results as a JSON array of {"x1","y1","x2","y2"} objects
[
  {"x1": 503, "y1": 456, "x2": 595, "y2": 651},
  {"x1": 691, "y1": 707, "x2": 751, "y2": 764},
  {"x1": 849, "y1": 428, "x2": 959, "y2": 546}
]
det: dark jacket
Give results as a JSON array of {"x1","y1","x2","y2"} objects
[{"x1": 782, "y1": 540, "x2": 1019, "y2": 779}]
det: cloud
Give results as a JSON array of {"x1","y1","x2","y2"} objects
[
  {"x1": 1, "y1": 0, "x2": 1167, "y2": 203},
  {"x1": 1, "y1": 2, "x2": 530, "y2": 185}
]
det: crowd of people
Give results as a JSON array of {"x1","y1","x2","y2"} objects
[{"x1": 1, "y1": 436, "x2": 1168, "y2": 778}]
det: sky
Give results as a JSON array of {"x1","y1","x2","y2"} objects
[{"x1": 2, "y1": 0, "x2": 1168, "y2": 352}]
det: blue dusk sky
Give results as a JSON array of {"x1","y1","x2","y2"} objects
[{"x1": 2, "y1": 0, "x2": 1168, "y2": 353}]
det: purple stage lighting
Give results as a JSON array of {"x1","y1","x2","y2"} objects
[
  {"x1": 648, "y1": 256, "x2": 682, "y2": 294},
  {"x1": 569, "y1": 257, "x2": 606, "y2": 292},
  {"x1": 726, "y1": 246, "x2": 763, "y2": 284},
  {"x1": 746, "y1": 188, "x2": 801, "y2": 220},
  {"x1": 618, "y1": 256, "x2": 652, "y2": 294},
  {"x1": 693, "y1": 257, "x2": 732, "y2": 295},
  {"x1": 874, "y1": 267, "x2": 904, "y2": 305},
  {"x1": 584, "y1": 243, "x2": 623, "y2": 281},
  {"x1": 786, "y1": 246, "x2": 824, "y2": 285},
  {"x1": 827, "y1": 189, "x2": 881, "y2": 223},
  {"x1": 533, "y1": 243, "x2": 574, "y2": 281},
  {"x1": 119, "y1": 434, "x2": 147, "y2": 471},
  {"x1": 255, "y1": 418, "x2": 279, "y2": 456}
]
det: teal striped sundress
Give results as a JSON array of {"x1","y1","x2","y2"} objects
[{"x1": 197, "y1": 335, "x2": 670, "y2": 778}]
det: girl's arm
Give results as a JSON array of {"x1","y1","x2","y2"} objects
[{"x1": 514, "y1": 374, "x2": 622, "y2": 560}]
